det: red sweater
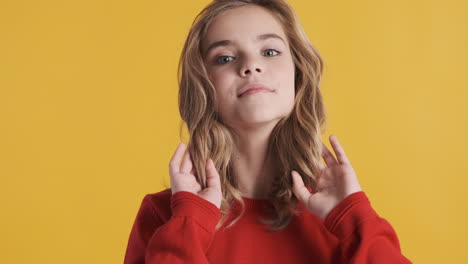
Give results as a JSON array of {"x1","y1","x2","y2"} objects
[{"x1": 124, "y1": 188, "x2": 412, "y2": 264}]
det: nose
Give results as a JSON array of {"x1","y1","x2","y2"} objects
[{"x1": 239, "y1": 56, "x2": 263, "y2": 77}]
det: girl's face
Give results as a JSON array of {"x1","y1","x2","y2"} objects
[{"x1": 202, "y1": 5, "x2": 296, "y2": 130}]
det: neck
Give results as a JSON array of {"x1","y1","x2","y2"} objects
[{"x1": 230, "y1": 121, "x2": 279, "y2": 199}]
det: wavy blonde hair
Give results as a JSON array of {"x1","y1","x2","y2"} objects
[{"x1": 177, "y1": 0, "x2": 327, "y2": 232}]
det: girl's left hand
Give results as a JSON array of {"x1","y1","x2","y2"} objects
[{"x1": 291, "y1": 134, "x2": 363, "y2": 221}]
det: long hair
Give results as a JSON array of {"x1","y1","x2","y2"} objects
[{"x1": 177, "y1": 0, "x2": 327, "y2": 232}]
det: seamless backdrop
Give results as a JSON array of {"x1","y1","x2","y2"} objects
[{"x1": 1, "y1": 0, "x2": 467, "y2": 263}]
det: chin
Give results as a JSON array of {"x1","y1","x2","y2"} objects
[{"x1": 237, "y1": 115, "x2": 285, "y2": 128}]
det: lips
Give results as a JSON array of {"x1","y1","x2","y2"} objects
[{"x1": 237, "y1": 83, "x2": 274, "y2": 97}]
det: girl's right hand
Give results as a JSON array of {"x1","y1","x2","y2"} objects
[{"x1": 169, "y1": 142, "x2": 222, "y2": 209}]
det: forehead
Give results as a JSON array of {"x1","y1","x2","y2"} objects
[{"x1": 202, "y1": 5, "x2": 288, "y2": 52}]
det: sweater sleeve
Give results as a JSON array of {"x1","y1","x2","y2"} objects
[
  {"x1": 124, "y1": 191, "x2": 221, "y2": 264},
  {"x1": 324, "y1": 191, "x2": 412, "y2": 264}
]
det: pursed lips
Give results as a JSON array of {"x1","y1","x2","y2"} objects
[{"x1": 237, "y1": 84, "x2": 274, "y2": 98}]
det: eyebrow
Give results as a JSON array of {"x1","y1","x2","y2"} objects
[{"x1": 204, "y1": 33, "x2": 286, "y2": 55}]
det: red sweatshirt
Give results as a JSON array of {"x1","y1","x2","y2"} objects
[{"x1": 124, "y1": 188, "x2": 412, "y2": 264}]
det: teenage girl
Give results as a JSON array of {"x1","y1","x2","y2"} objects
[{"x1": 124, "y1": 0, "x2": 412, "y2": 263}]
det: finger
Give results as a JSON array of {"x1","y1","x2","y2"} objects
[
  {"x1": 291, "y1": 170, "x2": 312, "y2": 204},
  {"x1": 318, "y1": 161, "x2": 326, "y2": 170},
  {"x1": 180, "y1": 146, "x2": 193, "y2": 173},
  {"x1": 206, "y1": 159, "x2": 221, "y2": 189},
  {"x1": 321, "y1": 142, "x2": 338, "y2": 167},
  {"x1": 329, "y1": 135, "x2": 350, "y2": 165},
  {"x1": 169, "y1": 143, "x2": 185, "y2": 176}
]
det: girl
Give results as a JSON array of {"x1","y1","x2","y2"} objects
[{"x1": 124, "y1": 0, "x2": 412, "y2": 263}]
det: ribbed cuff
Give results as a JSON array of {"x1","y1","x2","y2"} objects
[
  {"x1": 171, "y1": 191, "x2": 221, "y2": 232},
  {"x1": 324, "y1": 191, "x2": 379, "y2": 239}
]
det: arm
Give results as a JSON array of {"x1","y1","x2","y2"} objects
[
  {"x1": 124, "y1": 191, "x2": 220, "y2": 264},
  {"x1": 292, "y1": 135, "x2": 412, "y2": 263},
  {"x1": 324, "y1": 191, "x2": 412, "y2": 264}
]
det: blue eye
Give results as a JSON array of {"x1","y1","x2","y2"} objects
[
  {"x1": 264, "y1": 49, "x2": 280, "y2": 56},
  {"x1": 214, "y1": 49, "x2": 280, "y2": 65},
  {"x1": 215, "y1": 56, "x2": 234, "y2": 64}
]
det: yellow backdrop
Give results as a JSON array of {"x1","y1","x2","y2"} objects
[{"x1": 1, "y1": 0, "x2": 466, "y2": 263}]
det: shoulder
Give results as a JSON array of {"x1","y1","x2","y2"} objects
[{"x1": 141, "y1": 188, "x2": 173, "y2": 223}]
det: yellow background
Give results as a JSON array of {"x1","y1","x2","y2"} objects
[{"x1": 1, "y1": 0, "x2": 467, "y2": 263}]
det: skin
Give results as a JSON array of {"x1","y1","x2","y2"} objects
[
  {"x1": 169, "y1": 5, "x2": 362, "y2": 221},
  {"x1": 201, "y1": 4, "x2": 296, "y2": 200}
]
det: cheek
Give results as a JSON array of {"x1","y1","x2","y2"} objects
[
  {"x1": 274, "y1": 56, "x2": 296, "y2": 112},
  {"x1": 207, "y1": 69, "x2": 235, "y2": 114},
  {"x1": 210, "y1": 67, "x2": 238, "y2": 93},
  {"x1": 208, "y1": 67, "x2": 229, "y2": 89},
  {"x1": 274, "y1": 56, "x2": 295, "y2": 92},
  {"x1": 210, "y1": 74, "x2": 225, "y2": 90}
]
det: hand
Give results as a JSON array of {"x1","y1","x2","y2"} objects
[
  {"x1": 291, "y1": 135, "x2": 362, "y2": 221},
  {"x1": 169, "y1": 142, "x2": 222, "y2": 209}
]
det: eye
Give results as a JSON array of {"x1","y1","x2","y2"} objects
[
  {"x1": 263, "y1": 49, "x2": 280, "y2": 56},
  {"x1": 215, "y1": 56, "x2": 235, "y2": 65}
]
